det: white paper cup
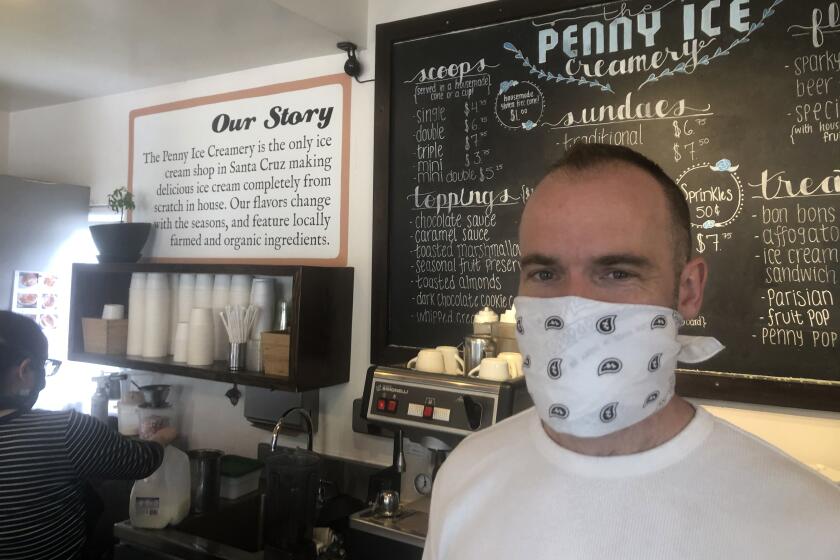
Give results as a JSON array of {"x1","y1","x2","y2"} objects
[
  {"x1": 102, "y1": 304, "x2": 125, "y2": 320},
  {"x1": 172, "y1": 322, "x2": 190, "y2": 363},
  {"x1": 142, "y1": 273, "x2": 171, "y2": 358},
  {"x1": 186, "y1": 308, "x2": 214, "y2": 366},
  {"x1": 249, "y1": 278, "x2": 275, "y2": 341},
  {"x1": 177, "y1": 273, "x2": 196, "y2": 323},
  {"x1": 211, "y1": 275, "x2": 231, "y2": 308},
  {"x1": 246, "y1": 338, "x2": 263, "y2": 372},
  {"x1": 169, "y1": 274, "x2": 180, "y2": 354},
  {"x1": 229, "y1": 275, "x2": 252, "y2": 307},
  {"x1": 194, "y1": 273, "x2": 214, "y2": 309},
  {"x1": 126, "y1": 273, "x2": 146, "y2": 356}
]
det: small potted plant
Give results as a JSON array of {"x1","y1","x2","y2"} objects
[{"x1": 89, "y1": 187, "x2": 153, "y2": 263}]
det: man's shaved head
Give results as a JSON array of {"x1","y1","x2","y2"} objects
[{"x1": 542, "y1": 143, "x2": 691, "y2": 267}]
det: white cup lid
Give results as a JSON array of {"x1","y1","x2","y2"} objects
[{"x1": 474, "y1": 307, "x2": 499, "y2": 323}]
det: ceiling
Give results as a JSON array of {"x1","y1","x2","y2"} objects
[{"x1": 0, "y1": 0, "x2": 367, "y2": 112}]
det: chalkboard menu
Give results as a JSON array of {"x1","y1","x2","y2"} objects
[{"x1": 371, "y1": 0, "x2": 840, "y2": 410}]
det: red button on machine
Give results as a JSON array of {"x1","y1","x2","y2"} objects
[
  {"x1": 423, "y1": 405, "x2": 434, "y2": 419},
  {"x1": 387, "y1": 400, "x2": 398, "y2": 413},
  {"x1": 376, "y1": 399, "x2": 386, "y2": 412}
]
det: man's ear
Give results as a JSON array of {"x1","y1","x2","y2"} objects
[
  {"x1": 677, "y1": 256, "x2": 708, "y2": 320},
  {"x1": 15, "y1": 358, "x2": 33, "y2": 384}
]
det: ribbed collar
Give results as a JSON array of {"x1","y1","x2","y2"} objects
[{"x1": 528, "y1": 405, "x2": 714, "y2": 478}]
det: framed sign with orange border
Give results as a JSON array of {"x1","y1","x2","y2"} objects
[{"x1": 129, "y1": 73, "x2": 350, "y2": 266}]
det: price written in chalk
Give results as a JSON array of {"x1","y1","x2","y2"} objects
[
  {"x1": 672, "y1": 118, "x2": 709, "y2": 162},
  {"x1": 696, "y1": 232, "x2": 733, "y2": 253}
]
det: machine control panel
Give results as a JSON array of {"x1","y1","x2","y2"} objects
[{"x1": 365, "y1": 369, "x2": 501, "y2": 438}]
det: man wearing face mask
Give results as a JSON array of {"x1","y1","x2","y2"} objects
[
  {"x1": 422, "y1": 144, "x2": 840, "y2": 559},
  {"x1": 0, "y1": 311, "x2": 174, "y2": 559}
]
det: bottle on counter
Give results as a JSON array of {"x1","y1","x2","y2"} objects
[
  {"x1": 472, "y1": 307, "x2": 499, "y2": 335},
  {"x1": 91, "y1": 377, "x2": 109, "y2": 425},
  {"x1": 492, "y1": 305, "x2": 519, "y2": 354}
]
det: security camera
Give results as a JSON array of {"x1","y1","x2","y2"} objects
[{"x1": 337, "y1": 42, "x2": 361, "y2": 79}]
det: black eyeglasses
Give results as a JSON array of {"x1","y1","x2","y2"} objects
[{"x1": 44, "y1": 359, "x2": 62, "y2": 377}]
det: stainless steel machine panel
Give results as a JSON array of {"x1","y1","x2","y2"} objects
[
  {"x1": 361, "y1": 366, "x2": 531, "y2": 444},
  {"x1": 367, "y1": 375, "x2": 497, "y2": 437}
]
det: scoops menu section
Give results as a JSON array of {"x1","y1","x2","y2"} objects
[
  {"x1": 406, "y1": 74, "x2": 518, "y2": 328},
  {"x1": 384, "y1": 0, "x2": 839, "y2": 382}
]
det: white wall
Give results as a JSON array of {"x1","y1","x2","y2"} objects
[
  {"x1": 365, "y1": 0, "x2": 492, "y2": 67},
  {"x1": 6, "y1": 0, "x2": 840, "y2": 477},
  {"x1": 8, "y1": 50, "x2": 393, "y2": 465},
  {"x1": 5, "y1": 0, "x2": 497, "y2": 466},
  {"x1": 0, "y1": 110, "x2": 8, "y2": 173}
]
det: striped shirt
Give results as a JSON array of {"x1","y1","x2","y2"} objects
[{"x1": 0, "y1": 409, "x2": 163, "y2": 560}]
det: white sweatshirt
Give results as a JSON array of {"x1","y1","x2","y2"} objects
[{"x1": 423, "y1": 406, "x2": 840, "y2": 560}]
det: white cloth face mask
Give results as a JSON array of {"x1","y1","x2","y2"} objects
[{"x1": 514, "y1": 296, "x2": 723, "y2": 438}]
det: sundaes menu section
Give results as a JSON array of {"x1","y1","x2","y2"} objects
[
  {"x1": 385, "y1": 0, "x2": 839, "y2": 382},
  {"x1": 131, "y1": 75, "x2": 349, "y2": 264}
]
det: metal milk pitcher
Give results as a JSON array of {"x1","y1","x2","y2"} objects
[{"x1": 463, "y1": 334, "x2": 495, "y2": 374}]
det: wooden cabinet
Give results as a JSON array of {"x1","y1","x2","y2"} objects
[{"x1": 68, "y1": 263, "x2": 354, "y2": 392}]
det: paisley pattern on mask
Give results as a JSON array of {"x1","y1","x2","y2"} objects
[
  {"x1": 597, "y1": 358, "x2": 623, "y2": 375},
  {"x1": 514, "y1": 296, "x2": 724, "y2": 438},
  {"x1": 651, "y1": 315, "x2": 668, "y2": 329},
  {"x1": 595, "y1": 315, "x2": 616, "y2": 334},
  {"x1": 544, "y1": 316, "x2": 564, "y2": 330},
  {"x1": 547, "y1": 358, "x2": 563, "y2": 379},
  {"x1": 648, "y1": 353, "x2": 663, "y2": 372}
]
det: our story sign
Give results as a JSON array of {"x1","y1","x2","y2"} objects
[{"x1": 130, "y1": 74, "x2": 350, "y2": 265}]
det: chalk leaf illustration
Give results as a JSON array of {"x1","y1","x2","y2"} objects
[{"x1": 639, "y1": 0, "x2": 782, "y2": 90}]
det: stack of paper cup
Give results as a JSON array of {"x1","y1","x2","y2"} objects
[
  {"x1": 142, "y1": 273, "x2": 171, "y2": 358},
  {"x1": 178, "y1": 274, "x2": 196, "y2": 325},
  {"x1": 172, "y1": 322, "x2": 189, "y2": 363},
  {"x1": 126, "y1": 273, "x2": 146, "y2": 356},
  {"x1": 249, "y1": 278, "x2": 275, "y2": 340},
  {"x1": 169, "y1": 274, "x2": 180, "y2": 354},
  {"x1": 186, "y1": 308, "x2": 214, "y2": 366},
  {"x1": 102, "y1": 304, "x2": 125, "y2": 320},
  {"x1": 194, "y1": 274, "x2": 214, "y2": 309},
  {"x1": 229, "y1": 275, "x2": 252, "y2": 307},
  {"x1": 246, "y1": 338, "x2": 263, "y2": 372},
  {"x1": 212, "y1": 274, "x2": 231, "y2": 361}
]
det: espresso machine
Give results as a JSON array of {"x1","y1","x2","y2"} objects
[{"x1": 349, "y1": 364, "x2": 532, "y2": 554}]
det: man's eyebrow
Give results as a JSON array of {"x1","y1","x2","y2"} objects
[
  {"x1": 520, "y1": 253, "x2": 557, "y2": 267},
  {"x1": 594, "y1": 254, "x2": 654, "y2": 268}
]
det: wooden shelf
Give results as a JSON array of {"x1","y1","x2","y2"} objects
[
  {"x1": 69, "y1": 263, "x2": 354, "y2": 392},
  {"x1": 69, "y1": 351, "x2": 299, "y2": 391}
]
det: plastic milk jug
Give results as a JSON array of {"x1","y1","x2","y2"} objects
[{"x1": 129, "y1": 446, "x2": 191, "y2": 528}]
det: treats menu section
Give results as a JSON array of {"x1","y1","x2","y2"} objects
[{"x1": 382, "y1": 0, "x2": 839, "y2": 382}]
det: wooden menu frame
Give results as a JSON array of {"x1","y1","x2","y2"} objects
[{"x1": 369, "y1": 1, "x2": 840, "y2": 412}]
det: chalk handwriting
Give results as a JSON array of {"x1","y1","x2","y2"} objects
[{"x1": 788, "y1": 2, "x2": 840, "y2": 47}]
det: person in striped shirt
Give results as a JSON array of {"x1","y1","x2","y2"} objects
[{"x1": 0, "y1": 311, "x2": 174, "y2": 559}]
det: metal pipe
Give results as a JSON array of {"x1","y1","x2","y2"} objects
[
  {"x1": 393, "y1": 429, "x2": 406, "y2": 473},
  {"x1": 270, "y1": 406, "x2": 314, "y2": 452}
]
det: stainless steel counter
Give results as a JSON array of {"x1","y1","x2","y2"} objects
[
  {"x1": 114, "y1": 491, "x2": 264, "y2": 560},
  {"x1": 348, "y1": 496, "x2": 429, "y2": 549}
]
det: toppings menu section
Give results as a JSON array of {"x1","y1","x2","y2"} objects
[
  {"x1": 382, "y1": 0, "x2": 839, "y2": 383},
  {"x1": 131, "y1": 75, "x2": 349, "y2": 264},
  {"x1": 404, "y1": 71, "x2": 519, "y2": 329}
]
